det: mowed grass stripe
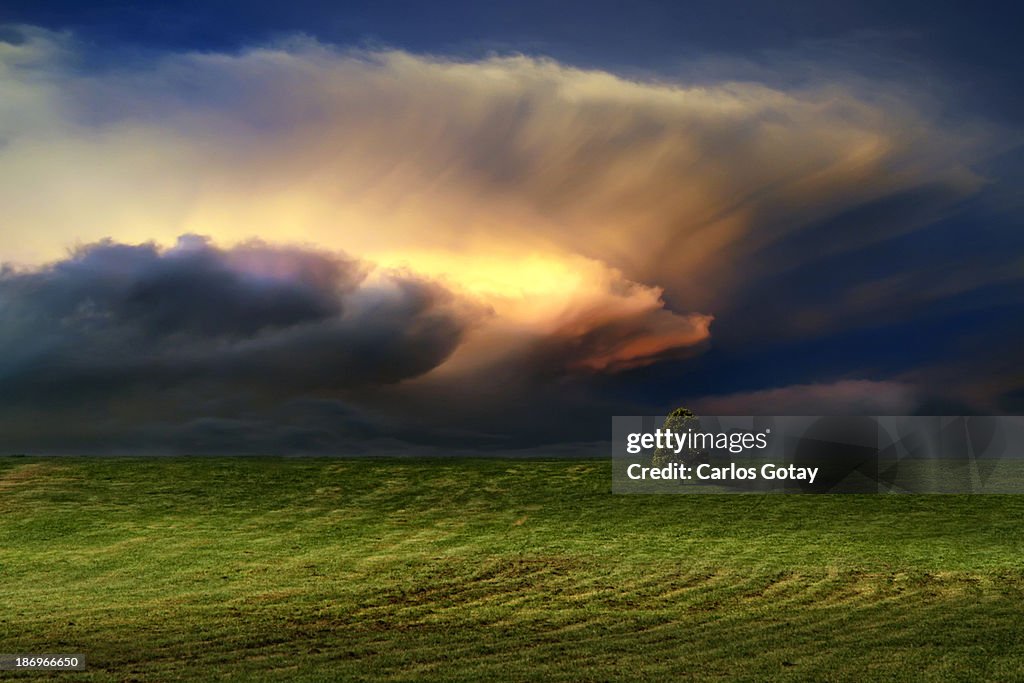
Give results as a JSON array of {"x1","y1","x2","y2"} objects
[{"x1": 2, "y1": 457, "x2": 1024, "y2": 681}]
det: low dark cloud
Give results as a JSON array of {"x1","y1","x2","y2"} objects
[
  {"x1": 0, "y1": 235, "x2": 720, "y2": 455},
  {"x1": 0, "y1": 236, "x2": 483, "y2": 452},
  {"x1": 689, "y1": 380, "x2": 920, "y2": 416}
]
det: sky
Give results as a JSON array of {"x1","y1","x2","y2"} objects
[{"x1": 0, "y1": 1, "x2": 1021, "y2": 454}]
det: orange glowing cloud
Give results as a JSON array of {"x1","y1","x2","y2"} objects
[{"x1": 0, "y1": 28, "x2": 999, "y2": 377}]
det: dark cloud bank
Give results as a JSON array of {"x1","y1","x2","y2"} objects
[
  {"x1": 2, "y1": 230, "x2": 1022, "y2": 456},
  {"x1": 0, "y1": 237, "x2": 489, "y2": 454},
  {"x1": 0, "y1": 236, "x2": 668, "y2": 455}
]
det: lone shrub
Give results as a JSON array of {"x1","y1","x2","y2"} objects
[{"x1": 651, "y1": 407, "x2": 703, "y2": 467}]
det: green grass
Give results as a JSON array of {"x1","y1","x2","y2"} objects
[{"x1": 2, "y1": 457, "x2": 1023, "y2": 681}]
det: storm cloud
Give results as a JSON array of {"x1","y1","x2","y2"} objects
[
  {"x1": 0, "y1": 235, "x2": 713, "y2": 453},
  {"x1": 0, "y1": 236, "x2": 487, "y2": 449},
  {"x1": 0, "y1": 25, "x2": 1021, "y2": 453}
]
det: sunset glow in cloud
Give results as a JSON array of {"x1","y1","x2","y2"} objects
[{"x1": 0, "y1": 24, "x2": 1020, "y2": 453}]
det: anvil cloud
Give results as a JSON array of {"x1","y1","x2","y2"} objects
[{"x1": 0, "y1": 26, "x2": 1019, "y2": 453}]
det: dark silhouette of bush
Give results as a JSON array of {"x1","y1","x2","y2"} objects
[{"x1": 651, "y1": 407, "x2": 704, "y2": 467}]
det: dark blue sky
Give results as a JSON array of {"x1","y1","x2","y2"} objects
[
  {"x1": 0, "y1": 3, "x2": 1015, "y2": 73},
  {"x1": 3, "y1": 1, "x2": 1021, "y2": 124}
]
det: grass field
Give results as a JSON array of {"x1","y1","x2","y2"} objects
[{"x1": 2, "y1": 457, "x2": 1023, "y2": 681}]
